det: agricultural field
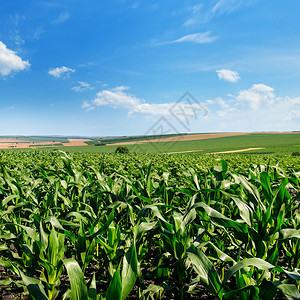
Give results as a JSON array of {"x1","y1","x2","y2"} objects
[
  {"x1": 0, "y1": 137, "x2": 91, "y2": 150},
  {"x1": 49, "y1": 132, "x2": 300, "y2": 155},
  {"x1": 2, "y1": 133, "x2": 300, "y2": 155},
  {"x1": 0, "y1": 150, "x2": 300, "y2": 299}
]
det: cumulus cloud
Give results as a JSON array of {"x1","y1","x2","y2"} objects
[
  {"x1": 72, "y1": 81, "x2": 94, "y2": 92},
  {"x1": 83, "y1": 86, "x2": 208, "y2": 118},
  {"x1": 216, "y1": 69, "x2": 240, "y2": 82},
  {"x1": 156, "y1": 31, "x2": 217, "y2": 46},
  {"x1": 92, "y1": 86, "x2": 142, "y2": 110},
  {"x1": 236, "y1": 84, "x2": 275, "y2": 110},
  {"x1": 0, "y1": 41, "x2": 30, "y2": 76},
  {"x1": 48, "y1": 66, "x2": 75, "y2": 78},
  {"x1": 200, "y1": 84, "x2": 300, "y2": 132},
  {"x1": 52, "y1": 13, "x2": 70, "y2": 24}
]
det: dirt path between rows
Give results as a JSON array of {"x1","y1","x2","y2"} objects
[
  {"x1": 162, "y1": 150, "x2": 203, "y2": 154},
  {"x1": 209, "y1": 147, "x2": 265, "y2": 154}
]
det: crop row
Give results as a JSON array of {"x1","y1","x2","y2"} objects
[{"x1": 0, "y1": 151, "x2": 300, "y2": 299}]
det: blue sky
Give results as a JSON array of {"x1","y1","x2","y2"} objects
[{"x1": 0, "y1": 0, "x2": 299, "y2": 136}]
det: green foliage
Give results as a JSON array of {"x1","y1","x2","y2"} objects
[
  {"x1": 0, "y1": 151, "x2": 300, "y2": 299},
  {"x1": 115, "y1": 146, "x2": 129, "y2": 154}
]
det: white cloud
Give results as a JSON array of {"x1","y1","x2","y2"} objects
[
  {"x1": 48, "y1": 66, "x2": 75, "y2": 78},
  {"x1": 0, "y1": 41, "x2": 30, "y2": 76},
  {"x1": 216, "y1": 69, "x2": 240, "y2": 82},
  {"x1": 81, "y1": 101, "x2": 95, "y2": 111},
  {"x1": 52, "y1": 13, "x2": 70, "y2": 24},
  {"x1": 212, "y1": 0, "x2": 243, "y2": 15},
  {"x1": 10, "y1": 14, "x2": 26, "y2": 27},
  {"x1": 32, "y1": 27, "x2": 44, "y2": 40},
  {"x1": 72, "y1": 81, "x2": 94, "y2": 92},
  {"x1": 156, "y1": 31, "x2": 217, "y2": 46},
  {"x1": 206, "y1": 99, "x2": 215, "y2": 105},
  {"x1": 83, "y1": 86, "x2": 208, "y2": 118},
  {"x1": 216, "y1": 97, "x2": 229, "y2": 109},
  {"x1": 184, "y1": 0, "x2": 247, "y2": 27},
  {"x1": 196, "y1": 85, "x2": 299, "y2": 132},
  {"x1": 92, "y1": 86, "x2": 140, "y2": 109},
  {"x1": 236, "y1": 84, "x2": 275, "y2": 110}
]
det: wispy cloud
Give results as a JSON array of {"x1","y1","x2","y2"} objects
[
  {"x1": 48, "y1": 66, "x2": 75, "y2": 78},
  {"x1": 81, "y1": 101, "x2": 95, "y2": 111},
  {"x1": 217, "y1": 69, "x2": 240, "y2": 83},
  {"x1": 72, "y1": 81, "x2": 94, "y2": 92},
  {"x1": 32, "y1": 27, "x2": 44, "y2": 40},
  {"x1": 0, "y1": 41, "x2": 30, "y2": 76},
  {"x1": 212, "y1": 0, "x2": 244, "y2": 15},
  {"x1": 155, "y1": 31, "x2": 217, "y2": 46},
  {"x1": 10, "y1": 14, "x2": 26, "y2": 27},
  {"x1": 52, "y1": 12, "x2": 70, "y2": 24},
  {"x1": 8, "y1": 14, "x2": 26, "y2": 47},
  {"x1": 184, "y1": 0, "x2": 247, "y2": 27}
]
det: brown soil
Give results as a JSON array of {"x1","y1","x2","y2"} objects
[
  {"x1": 163, "y1": 150, "x2": 203, "y2": 154},
  {"x1": 209, "y1": 148, "x2": 265, "y2": 154},
  {"x1": 0, "y1": 139, "x2": 91, "y2": 149},
  {"x1": 109, "y1": 131, "x2": 299, "y2": 146},
  {"x1": 62, "y1": 139, "x2": 91, "y2": 146},
  {"x1": 110, "y1": 132, "x2": 251, "y2": 146}
]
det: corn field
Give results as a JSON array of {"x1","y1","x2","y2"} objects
[{"x1": 0, "y1": 150, "x2": 300, "y2": 299}]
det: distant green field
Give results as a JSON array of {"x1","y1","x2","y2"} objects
[
  {"x1": 87, "y1": 133, "x2": 187, "y2": 145},
  {"x1": 0, "y1": 136, "x2": 70, "y2": 143},
  {"x1": 51, "y1": 133, "x2": 300, "y2": 155},
  {"x1": 2, "y1": 133, "x2": 300, "y2": 155}
]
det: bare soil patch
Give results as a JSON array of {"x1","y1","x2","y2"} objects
[
  {"x1": 163, "y1": 150, "x2": 203, "y2": 154},
  {"x1": 62, "y1": 139, "x2": 91, "y2": 146},
  {"x1": 0, "y1": 139, "x2": 91, "y2": 149},
  {"x1": 209, "y1": 147, "x2": 265, "y2": 154},
  {"x1": 110, "y1": 132, "x2": 250, "y2": 146}
]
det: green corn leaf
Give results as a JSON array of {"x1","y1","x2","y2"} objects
[
  {"x1": 144, "y1": 204, "x2": 169, "y2": 224},
  {"x1": 223, "y1": 258, "x2": 274, "y2": 284},
  {"x1": 88, "y1": 273, "x2": 97, "y2": 300},
  {"x1": 223, "y1": 285, "x2": 258, "y2": 300},
  {"x1": 280, "y1": 229, "x2": 300, "y2": 239},
  {"x1": 135, "y1": 221, "x2": 157, "y2": 241},
  {"x1": 274, "y1": 267, "x2": 300, "y2": 281},
  {"x1": 45, "y1": 216, "x2": 65, "y2": 231},
  {"x1": 0, "y1": 278, "x2": 12, "y2": 286},
  {"x1": 106, "y1": 265, "x2": 122, "y2": 300},
  {"x1": 20, "y1": 272, "x2": 49, "y2": 300},
  {"x1": 2, "y1": 195, "x2": 19, "y2": 206},
  {"x1": 121, "y1": 243, "x2": 138, "y2": 300},
  {"x1": 260, "y1": 172, "x2": 273, "y2": 201},
  {"x1": 63, "y1": 258, "x2": 88, "y2": 300},
  {"x1": 258, "y1": 279, "x2": 277, "y2": 300},
  {"x1": 231, "y1": 197, "x2": 252, "y2": 226},
  {"x1": 193, "y1": 202, "x2": 248, "y2": 233},
  {"x1": 276, "y1": 283, "x2": 300, "y2": 300},
  {"x1": 187, "y1": 245, "x2": 222, "y2": 298}
]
